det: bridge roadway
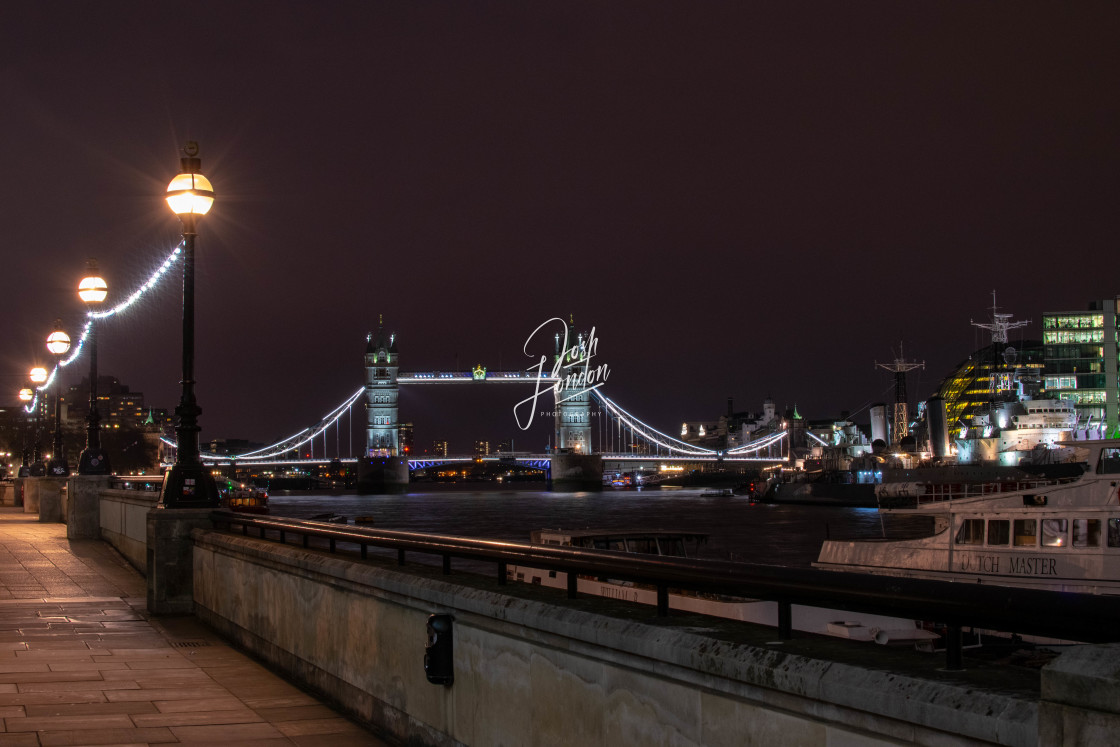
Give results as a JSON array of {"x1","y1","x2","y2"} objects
[
  {"x1": 0, "y1": 508, "x2": 383, "y2": 746},
  {"x1": 202, "y1": 453, "x2": 785, "y2": 469}
]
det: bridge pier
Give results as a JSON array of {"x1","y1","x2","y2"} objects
[
  {"x1": 549, "y1": 452, "x2": 603, "y2": 491},
  {"x1": 357, "y1": 456, "x2": 410, "y2": 494}
]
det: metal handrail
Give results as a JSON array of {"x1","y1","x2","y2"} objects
[{"x1": 208, "y1": 510, "x2": 1120, "y2": 670}]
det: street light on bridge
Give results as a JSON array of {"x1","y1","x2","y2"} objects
[
  {"x1": 160, "y1": 142, "x2": 219, "y2": 508},
  {"x1": 77, "y1": 260, "x2": 111, "y2": 475},
  {"x1": 45, "y1": 321, "x2": 71, "y2": 476}
]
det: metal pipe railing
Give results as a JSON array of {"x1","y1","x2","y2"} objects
[{"x1": 209, "y1": 510, "x2": 1120, "y2": 670}]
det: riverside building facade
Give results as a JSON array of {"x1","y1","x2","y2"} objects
[{"x1": 1042, "y1": 298, "x2": 1120, "y2": 435}]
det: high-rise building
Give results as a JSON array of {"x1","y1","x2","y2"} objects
[
  {"x1": 474, "y1": 440, "x2": 490, "y2": 457},
  {"x1": 1042, "y1": 298, "x2": 1119, "y2": 433},
  {"x1": 398, "y1": 423, "x2": 414, "y2": 455},
  {"x1": 64, "y1": 376, "x2": 172, "y2": 431},
  {"x1": 430, "y1": 440, "x2": 448, "y2": 457}
]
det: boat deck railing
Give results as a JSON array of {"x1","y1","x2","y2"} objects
[
  {"x1": 879, "y1": 475, "x2": 1083, "y2": 508},
  {"x1": 208, "y1": 510, "x2": 1120, "y2": 671}
]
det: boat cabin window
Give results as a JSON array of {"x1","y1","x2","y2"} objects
[
  {"x1": 626, "y1": 538, "x2": 655, "y2": 554},
  {"x1": 1108, "y1": 519, "x2": 1120, "y2": 548},
  {"x1": 1097, "y1": 448, "x2": 1120, "y2": 474},
  {"x1": 1072, "y1": 519, "x2": 1100, "y2": 547},
  {"x1": 986, "y1": 520, "x2": 1010, "y2": 546},
  {"x1": 1041, "y1": 519, "x2": 1068, "y2": 547},
  {"x1": 1014, "y1": 519, "x2": 1038, "y2": 547},
  {"x1": 656, "y1": 537, "x2": 687, "y2": 557},
  {"x1": 955, "y1": 519, "x2": 984, "y2": 545}
]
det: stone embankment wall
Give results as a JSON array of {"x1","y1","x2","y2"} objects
[
  {"x1": 190, "y1": 530, "x2": 1116, "y2": 747},
  {"x1": 99, "y1": 489, "x2": 158, "y2": 573}
]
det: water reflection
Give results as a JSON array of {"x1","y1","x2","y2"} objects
[{"x1": 269, "y1": 488, "x2": 933, "y2": 567}]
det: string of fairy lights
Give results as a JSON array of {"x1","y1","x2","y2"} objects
[
  {"x1": 23, "y1": 243, "x2": 184, "y2": 413},
  {"x1": 23, "y1": 244, "x2": 788, "y2": 463}
]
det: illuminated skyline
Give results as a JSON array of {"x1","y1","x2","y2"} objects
[{"x1": 2, "y1": 3, "x2": 1118, "y2": 449}]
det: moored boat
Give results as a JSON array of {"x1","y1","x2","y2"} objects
[
  {"x1": 507, "y1": 529, "x2": 937, "y2": 645},
  {"x1": 219, "y1": 480, "x2": 269, "y2": 514},
  {"x1": 814, "y1": 440, "x2": 1120, "y2": 595}
]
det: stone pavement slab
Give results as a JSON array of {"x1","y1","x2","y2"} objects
[{"x1": 0, "y1": 508, "x2": 387, "y2": 745}]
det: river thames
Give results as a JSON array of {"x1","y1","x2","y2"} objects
[{"x1": 269, "y1": 486, "x2": 934, "y2": 567}]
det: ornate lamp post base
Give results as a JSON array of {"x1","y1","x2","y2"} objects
[
  {"x1": 160, "y1": 462, "x2": 219, "y2": 508},
  {"x1": 46, "y1": 457, "x2": 70, "y2": 477},
  {"x1": 77, "y1": 448, "x2": 111, "y2": 475}
]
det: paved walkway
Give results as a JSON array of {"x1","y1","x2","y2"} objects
[{"x1": 0, "y1": 508, "x2": 386, "y2": 746}]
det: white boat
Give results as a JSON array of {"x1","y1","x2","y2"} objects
[
  {"x1": 814, "y1": 440, "x2": 1120, "y2": 595},
  {"x1": 508, "y1": 529, "x2": 938, "y2": 645}
]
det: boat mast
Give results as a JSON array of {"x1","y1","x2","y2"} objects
[
  {"x1": 970, "y1": 291, "x2": 1030, "y2": 418},
  {"x1": 875, "y1": 343, "x2": 925, "y2": 445}
]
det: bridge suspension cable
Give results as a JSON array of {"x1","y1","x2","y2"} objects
[
  {"x1": 724, "y1": 428, "x2": 788, "y2": 455},
  {"x1": 591, "y1": 390, "x2": 718, "y2": 456},
  {"x1": 163, "y1": 386, "x2": 366, "y2": 463}
]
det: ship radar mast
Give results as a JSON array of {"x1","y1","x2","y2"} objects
[
  {"x1": 875, "y1": 343, "x2": 925, "y2": 445},
  {"x1": 970, "y1": 290, "x2": 1029, "y2": 412},
  {"x1": 971, "y1": 290, "x2": 1029, "y2": 345}
]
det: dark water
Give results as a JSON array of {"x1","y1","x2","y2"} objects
[{"x1": 269, "y1": 486, "x2": 933, "y2": 567}]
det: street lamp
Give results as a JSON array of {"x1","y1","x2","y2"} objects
[
  {"x1": 77, "y1": 260, "x2": 111, "y2": 475},
  {"x1": 28, "y1": 367, "x2": 48, "y2": 475},
  {"x1": 160, "y1": 142, "x2": 218, "y2": 507},
  {"x1": 45, "y1": 321, "x2": 71, "y2": 476},
  {"x1": 17, "y1": 388, "x2": 33, "y2": 477}
]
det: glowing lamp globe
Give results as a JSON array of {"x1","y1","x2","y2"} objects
[
  {"x1": 18, "y1": 388, "x2": 32, "y2": 402},
  {"x1": 78, "y1": 274, "x2": 108, "y2": 304},
  {"x1": 29, "y1": 367, "x2": 48, "y2": 384},
  {"x1": 165, "y1": 171, "x2": 214, "y2": 215},
  {"x1": 46, "y1": 330, "x2": 70, "y2": 356}
]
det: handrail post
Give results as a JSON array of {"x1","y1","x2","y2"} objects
[
  {"x1": 397, "y1": 549, "x2": 405, "y2": 565},
  {"x1": 945, "y1": 625, "x2": 964, "y2": 671},
  {"x1": 656, "y1": 585, "x2": 669, "y2": 616},
  {"x1": 442, "y1": 555, "x2": 451, "y2": 574},
  {"x1": 567, "y1": 571, "x2": 577, "y2": 599},
  {"x1": 778, "y1": 601, "x2": 792, "y2": 639},
  {"x1": 498, "y1": 561, "x2": 507, "y2": 585}
]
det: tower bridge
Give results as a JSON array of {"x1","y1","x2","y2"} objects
[{"x1": 177, "y1": 321, "x2": 788, "y2": 491}]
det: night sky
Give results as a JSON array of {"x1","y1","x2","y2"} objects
[{"x1": 3, "y1": 3, "x2": 1118, "y2": 454}]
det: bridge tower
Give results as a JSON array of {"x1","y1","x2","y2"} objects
[
  {"x1": 554, "y1": 319, "x2": 592, "y2": 454},
  {"x1": 364, "y1": 325, "x2": 399, "y2": 456},
  {"x1": 358, "y1": 323, "x2": 409, "y2": 493}
]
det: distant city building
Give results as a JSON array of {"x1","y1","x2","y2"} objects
[
  {"x1": 206, "y1": 439, "x2": 267, "y2": 456},
  {"x1": 398, "y1": 423, "x2": 414, "y2": 455},
  {"x1": 930, "y1": 341, "x2": 1046, "y2": 438},
  {"x1": 63, "y1": 376, "x2": 172, "y2": 431},
  {"x1": 474, "y1": 440, "x2": 490, "y2": 457},
  {"x1": 430, "y1": 440, "x2": 448, "y2": 457},
  {"x1": 682, "y1": 397, "x2": 779, "y2": 449},
  {"x1": 496, "y1": 440, "x2": 514, "y2": 453},
  {"x1": 1041, "y1": 298, "x2": 1119, "y2": 433}
]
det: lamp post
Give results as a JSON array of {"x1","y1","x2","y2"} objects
[
  {"x1": 28, "y1": 367, "x2": 48, "y2": 476},
  {"x1": 77, "y1": 260, "x2": 111, "y2": 475},
  {"x1": 45, "y1": 322, "x2": 71, "y2": 476},
  {"x1": 160, "y1": 142, "x2": 218, "y2": 507},
  {"x1": 17, "y1": 388, "x2": 33, "y2": 477}
]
